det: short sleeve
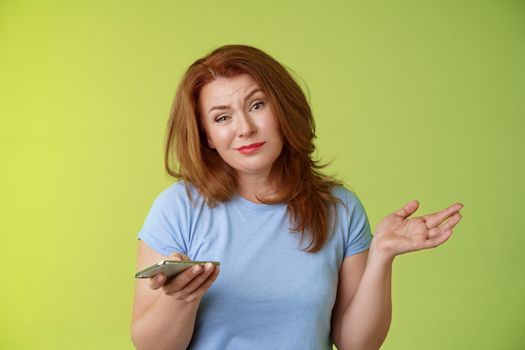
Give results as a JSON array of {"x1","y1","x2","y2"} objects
[
  {"x1": 137, "y1": 186, "x2": 188, "y2": 256},
  {"x1": 343, "y1": 190, "x2": 373, "y2": 258}
]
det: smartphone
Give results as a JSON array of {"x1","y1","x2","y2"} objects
[{"x1": 135, "y1": 260, "x2": 220, "y2": 279}]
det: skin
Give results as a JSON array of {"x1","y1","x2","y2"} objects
[
  {"x1": 146, "y1": 250, "x2": 220, "y2": 301},
  {"x1": 330, "y1": 201, "x2": 463, "y2": 350},
  {"x1": 373, "y1": 199, "x2": 463, "y2": 260},
  {"x1": 133, "y1": 75, "x2": 285, "y2": 349},
  {"x1": 198, "y1": 73, "x2": 284, "y2": 203},
  {"x1": 131, "y1": 72, "x2": 464, "y2": 350}
]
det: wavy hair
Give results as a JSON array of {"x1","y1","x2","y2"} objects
[{"x1": 165, "y1": 44, "x2": 346, "y2": 253}]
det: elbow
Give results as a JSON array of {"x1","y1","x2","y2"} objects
[
  {"x1": 130, "y1": 321, "x2": 148, "y2": 350},
  {"x1": 333, "y1": 336, "x2": 385, "y2": 350},
  {"x1": 130, "y1": 320, "x2": 157, "y2": 350},
  {"x1": 336, "y1": 344, "x2": 381, "y2": 350},
  {"x1": 130, "y1": 319, "x2": 189, "y2": 350}
]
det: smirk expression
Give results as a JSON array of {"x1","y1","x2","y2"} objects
[{"x1": 198, "y1": 73, "x2": 284, "y2": 181}]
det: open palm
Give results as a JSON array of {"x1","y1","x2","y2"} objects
[{"x1": 373, "y1": 200, "x2": 464, "y2": 258}]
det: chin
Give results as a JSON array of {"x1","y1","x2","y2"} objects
[{"x1": 233, "y1": 163, "x2": 273, "y2": 175}]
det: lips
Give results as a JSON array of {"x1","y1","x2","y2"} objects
[{"x1": 235, "y1": 142, "x2": 266, "y2": 151}]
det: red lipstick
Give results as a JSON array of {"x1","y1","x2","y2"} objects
[{"x1": 235, "y1": 142, "x2": 266, "y2": 154}]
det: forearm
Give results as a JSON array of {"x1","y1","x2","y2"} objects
[
  {"x1": 131, "y1": 294, "x2": 200, "y2": 350},
  {"x1": 338, "y1": 245, "x2": 394, "y2": 350}
]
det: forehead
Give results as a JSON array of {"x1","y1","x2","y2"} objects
[{"x1": 198, "y1": 73, "x2": 262, "y2": 107}]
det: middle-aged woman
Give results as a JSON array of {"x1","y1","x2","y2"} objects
[{"x1": 131, "y1": 44, "x2": 464, "y2": 350}]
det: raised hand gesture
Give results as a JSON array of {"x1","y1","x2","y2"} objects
[{"x1": 371, "y1": 200, "x2": 464, "y2": 261}]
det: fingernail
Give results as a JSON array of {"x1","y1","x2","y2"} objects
[
  {"x1": 205, "y1": 263, "x2": 213, "y2": 271},
  {"x1": 192, "y1": 265, "x2": 201, "y2": 274}
]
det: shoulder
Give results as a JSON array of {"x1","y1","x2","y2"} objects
[
  {"x1": 152, "y1": 181, "x2": 204, "y2": 209},
  {"x1": 330, "y1": 185, "x2": 369, "y2": 226},
  {"x1": 331, "y1": 185, "x2": 365, "y2": 210},
  {"x1": 164, "y1": 180, "x2": 198, "y2": 198}
]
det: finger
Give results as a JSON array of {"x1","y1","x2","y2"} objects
[
  {"x1": 423, "y1": 203, "x2": 464, "y2": 229},
  {"x1": 149, "y1": 253, "x2": 192, "y2": 291},
  {"x1": 394, "y1": 200, "x2": 420, "y2": 219},
  {"x1": 428, "y1": 213, "x2": 462, "y2": 239},
  {"x1": 438, "y1": 213, "x2": 463, "y2": 232},
  {"x1": 149, "y1": 273, "x2": 166, "y2": 290},
  {"x1": 184, "y1": 266, "x2": 221, "y2": 303},
  {"x1": 175, "y1": 263, "x2": 216, "y2": 300},
  {"x1": 423, "y1": 228, "x2": 454, "y2": 249},
  {"x1": 162, "y1": 264, "x2": 204, "y2": 295},
  {"x1": 167, "y1": 252, "x2": 191, "y2": 262}
]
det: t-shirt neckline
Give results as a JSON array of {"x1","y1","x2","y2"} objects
[{"x1": 231, "y1": 192, "x2": 286, "y2": 212}]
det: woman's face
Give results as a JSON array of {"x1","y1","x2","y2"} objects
[{"x1": 198, "y1": 73, "x2": 283, "y2": 180}]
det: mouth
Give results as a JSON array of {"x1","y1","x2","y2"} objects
[
  {"x1": 236, "y1": 142, "x2": 266, "y2": 151},
  {"x1": 235, "y1": 142, "x2": 266, "y2": 153}
]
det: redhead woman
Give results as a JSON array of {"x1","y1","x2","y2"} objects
[{"x1": 130, "y1": 44, "x2": 463, "y2": 350}]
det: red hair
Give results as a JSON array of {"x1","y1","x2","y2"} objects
[{"x1": 165, "y1": 44, "x2": 345, "y2": 253}]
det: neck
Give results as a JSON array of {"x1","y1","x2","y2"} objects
[{"x1": 236, "y1": 171, "x2": 280, "y2": 204}]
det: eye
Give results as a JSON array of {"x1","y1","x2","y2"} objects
[
  {"x1": 215, "y1": 115, "x2": 229, "y2": 123},
  {"x1": 251, "y1": 101, "x2": 264, "y2": 111}
]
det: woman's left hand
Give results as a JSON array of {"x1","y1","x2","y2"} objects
[{"x1": 371, "y1": 200, "x2": 464, "y2": 261}]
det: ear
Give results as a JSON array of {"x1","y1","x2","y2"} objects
[
  {"x1": 206, "y1": 136, "x2": 215, "y2": 149},
  {"x1": 200, "y1": 122, "x2": 215, "y2": 149}
]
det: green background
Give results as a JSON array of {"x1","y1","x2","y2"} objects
[{"x1": 1, "y1": 0, "x2": 524, "y2": 349}]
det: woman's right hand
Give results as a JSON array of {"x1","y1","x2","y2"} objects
[{"x1": 148, "y1": 252, "x2": 220, "y2": 303}]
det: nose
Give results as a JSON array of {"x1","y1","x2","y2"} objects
[{"x1": 236, "y1": 112, "x2": 257, "y2": 137}]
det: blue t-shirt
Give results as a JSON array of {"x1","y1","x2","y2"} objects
[{"x1": 138, "y1": 181, "x2": 372, "y2": 350}]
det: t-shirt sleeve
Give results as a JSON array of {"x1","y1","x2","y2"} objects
[
  {"x1": 137, "y1": 187, "x2": 188, "y2": 257},
  {"x1": 343, "y1": 190, "x2": 374, "y2": 258}
]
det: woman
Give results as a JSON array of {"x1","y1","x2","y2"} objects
[{"x1": 130, "y1": 44, "x2": 463, "y2": 350}]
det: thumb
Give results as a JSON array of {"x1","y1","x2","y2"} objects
[
  {"x1": 150, "y1": 273, "x2": 166, "y2": 290},
  {"x1": 393, "y1": 200, "x2": 419, "y2": 219},
  {"x1": 168, "y1": 252, "x2": 191, "y2": 262}
]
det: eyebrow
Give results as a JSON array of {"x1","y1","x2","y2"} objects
[{"x1": 207, "y1": 88, "x2": 264, "y2": 114}]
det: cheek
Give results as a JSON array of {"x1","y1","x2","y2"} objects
[{"x1": 209, "y1": 128, "x2": 234, "y2": 148}]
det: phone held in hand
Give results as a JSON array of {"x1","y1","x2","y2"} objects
[{"x1": 135, "y1": 260, "x2": 220, "y2": 279}]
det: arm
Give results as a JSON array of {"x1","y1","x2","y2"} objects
[
  {"x1": 332, "y1": 200, "x2": 464, "y2": 350},
  {"x1": 331, "y1": 245, "x2": 393, "y2": 350},
  {"x1": 130, "y1": 241, "x2": 219, "y2": 350}
]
